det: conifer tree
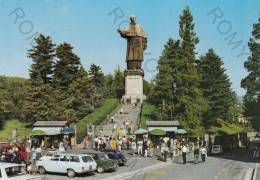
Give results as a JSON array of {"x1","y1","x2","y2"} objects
[
  {"x1": 198, "y1": 48, "x2": 236, "y2": 126},
  {"x1": 89, "y1": 63, "x2": 104, "y2": 87},
  {"x1": 104, "y1": 74, "x2": 114, "y2": 98},
  {"x1": 241, "y1": 16, "x2": 260, "y2": 131},
  {"x1": 112, "y1": 65, "x2": 124, "y2": 98},
  {"x1": 174, "y1": 6, "x2": 207, "y2": 133},
  {"x1": 54, "y1": 42, "x2": 81, "y2": 92},
  {"x1": 28, "y1": 34, "x2": 56, "y2": 84}
]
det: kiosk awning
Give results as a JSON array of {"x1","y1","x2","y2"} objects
[
  {"x1": 148, "y1": 127, "x2": 177, "y2": 132},
  {"x1": 32, "y1": 127, "x2": 62, "y2": 135}
]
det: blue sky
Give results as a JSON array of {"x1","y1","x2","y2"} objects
[{"x1": 0, "y1": 0, "x2": 259, "y2": 96}]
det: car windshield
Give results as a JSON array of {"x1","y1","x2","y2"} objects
[
  {"x1": 82, "y1": 156, "x2": 94, "y2": 162},
  {"x1": 5, "y1": 166, "x2": 27, "y2": 177},
  {"x1": 213, "y1": 146, "x2": 220, "y2": 149},
  {"x1": 100, "y1": 154, "x2": 109, "y2": 160}
]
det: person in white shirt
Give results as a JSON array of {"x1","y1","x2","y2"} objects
[
  {"x1": 182, "y1": 144, "x2": 187, "y2": 164},
  {"x1": 137, "y1": 139, "x2": 143, "y2": 155},
  {"x1": 200, "y1": 145, "x2": 207, "y2": 162},
  {"x1": 59, "y1": 143, "x2": 65, "y2": 152}
]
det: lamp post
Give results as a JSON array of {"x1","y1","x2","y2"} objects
[{"x1": 168, "y1": 105, "x2": 174, "y2": 121}]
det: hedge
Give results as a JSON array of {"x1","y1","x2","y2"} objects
[{"x1": 76, "y1": 99, "x2": 118, "y2": 143}]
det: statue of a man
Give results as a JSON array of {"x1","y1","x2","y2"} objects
[{"x1": 117, "y1": 15, "x2": 147, "y2": 70}]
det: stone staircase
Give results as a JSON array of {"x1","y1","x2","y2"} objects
[{"x1": 101, "y1": 103, "x2": 141, "y2": 138}]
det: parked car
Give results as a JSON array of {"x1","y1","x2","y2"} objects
[
  {"x1": 37, "y1": 153, "x2": 97, "y2": 178},
  {"x1": 87, "y1": 152, "x2": 118, "y2": 173},
  {"x1": 3, "y1": 152, "x2": 25, "y2": 164},
  {"x1": 104, "y1": 149, "x2": 127, "y2": 165},
  {"x1": 2, "y1": 145, "x2": 27, "y2": 159},
  {"x1": 0, "y1": 162, "x2": 41, "y2": 179},
  {"x1": 211, "y1": 145, "x2": 223, "y2": 155},
  {"x1": 39, "y1": 150, "x2": 59, "y2": 161}
]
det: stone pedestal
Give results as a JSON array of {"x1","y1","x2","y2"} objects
[{"x1": 122, "y1": 70, "x2": 146, "y2": 104}]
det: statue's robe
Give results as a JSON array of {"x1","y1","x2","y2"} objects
[{"x1": 121, "y1": 23, "x2": 147, "y2": 70}]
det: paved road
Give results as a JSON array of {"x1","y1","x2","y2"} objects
[
  {"x1": 125, "y1": 147, "x2": 257, "y2": 180},
  {"x1": 35, "y1": 147, "x2": 258, "y2": 180}
]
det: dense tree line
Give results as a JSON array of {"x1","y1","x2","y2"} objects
[
  {"x1": 0, "y1": 34, "x2": 125, "y2": 127},
  {"x1": 149, "y1": 6, "x2": 237, "y2": 134},
  {"x1": 241, "y1": 16, "x2": 260, "y2": 132}
]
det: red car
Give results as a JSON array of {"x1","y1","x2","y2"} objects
[{"x1": 2, "y1": 145, "x2": 27, "y2": 159}]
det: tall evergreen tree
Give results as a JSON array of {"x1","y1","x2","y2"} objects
[
  {"x1": 88, "y1": 63, "x2": 105, "y2": 107},
  {"x1": 104, "y1": 74, "x2": 114, "y2": 98},
  {"x1": 54, "y1": 42, "x2": 81, "y2": 92},
  {"x1": 198, "y1": 48, "x2": 236, "y2": 126},
  {"x1": 112, "y1": 65, "x2": 124, "y2": 98},
  {"x1": 22, "y1": 77, "x2": 64, "y2": 124},
  {"x1": 241, "y1": 16, "x2": 260, "y2": 131},
  {"x1": 28, "y1": 34, "x2": 56, "y2": 84},
  {"x1": 151, "y1": 38, "x2": 181, "y2": 106},
  {"x1": 89, "y1": 63, "x2": 104, "y2": 88},
  {"x1": 174, "y1": 6, "x2": 208, "y2": 133},
  {"x1": 60, "y1": 66, "x2": 93, "y2": 122}
]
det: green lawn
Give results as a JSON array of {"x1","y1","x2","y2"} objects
[
  {"x1": 140, "y1": 101, "x2": 162, "y2": 129},
  {"x1": 0, "y1": 119, "x2": 32, "y2": 142}
]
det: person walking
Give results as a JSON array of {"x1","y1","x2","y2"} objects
[
  {"x1": 144, "y1": 140, "x2": 148, "y2": 158},
  {"x1": 130, "y1": 121, "x2": 133, "y2": 129},
  {"x1": 71, "y1": 136, "x2": 75, "y2": 149},
  {"x1": 83, "y1": 136, "x2": 87, "y2": 149},
  {"x1": 31, "y1": 146, "x2": 36, "y2": 165},
  {"x1": 194, "y1": 146, "x2": 200, "y2": 164},
  {"x1": 149, "y1": 141, "x2": 154, "y2": 157},
  {"x1": 164, "y1": 145, "x2": 169, "y2": 162},
  {"x1": 35, "y1": 146, "x2": 42, "y2": 161},
  {"x1": 182, "y1": 144, "x2": 187, "y2": 164},
  {"x1": 200, "y1": 145, "x2": 207, "y2": 163},
  {"x1": 126, "y1": 121, "x2": 129, "y2": 131},
  {"x1": 132, "y1": 140, "x2": 136, "y2": 156},
  {"x1": 112, "y1": 138, "x2": 117, "y2": 150},
  {"x1": 126, "y1": 138, "x2": 130, "y2": 150},
  {"x1": 113, "y1": 122, "x2": 117, "y2": 131},
  {"x1": 63, "y1": 138, "x2": 69, "y2": 151},
  {"x1": 94, "y1": 136, "x2": 99, "y2": 151},
  {"x1": 161, "y1": 144, "x2": 165, "y2": 159}
]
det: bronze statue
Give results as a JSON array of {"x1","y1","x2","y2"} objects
[{"x1": 117, "y1": 15, "x2": 147, "y2": 70}]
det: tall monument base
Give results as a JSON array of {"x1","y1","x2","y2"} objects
[{"x1": 122, "y1": 70, "x2": 146, "y2": 104}]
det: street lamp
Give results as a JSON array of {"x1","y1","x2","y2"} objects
[{"x1": 168, "y1": 105, "x2": 174, "y2": 121}]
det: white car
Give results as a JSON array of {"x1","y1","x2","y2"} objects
[
  {"x1": 37, "y1": 153, "x2": 97, "y2": 178},
  {"x1": 0, "y1": 162, "x2": 41, "y2": 180},
  {"x1": 39, "y1": 151, "x2": 59, "y2": 161},
  {"x1": 211, "y1": 145, "x2": 223, "y2": 155}
]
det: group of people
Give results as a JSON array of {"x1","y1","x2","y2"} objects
[{"x1": 89, "y1": 135, "x2": 156, "y2": 157}]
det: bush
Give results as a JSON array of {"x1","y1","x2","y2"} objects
[
  {"x1": 76, "y1": 99, "x2": 118, "y2": 143},
  {"x1": 140, "y1": 101, "x2": 162, "y2": 129}
]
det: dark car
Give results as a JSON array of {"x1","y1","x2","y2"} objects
[
  {"x1": 87, "y1": 152, "x2": 118, "y2": 173},
  {"x1": 104, "y1": 149, "x2": 127, "y2": 165},
  {"x1": 3, "y1": 152, "x2": 25, "y2": 164}
]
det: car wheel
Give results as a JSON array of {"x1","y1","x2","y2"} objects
[
  {"x1": 97, "y1": 166, "x2": 105, "y2": 173},
  {"x1": 67, "y1": 169, "x2": 76, "y2": 178},
  {"x1": 38, "y1": 166, "x2": 46, "y2": 175}
]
